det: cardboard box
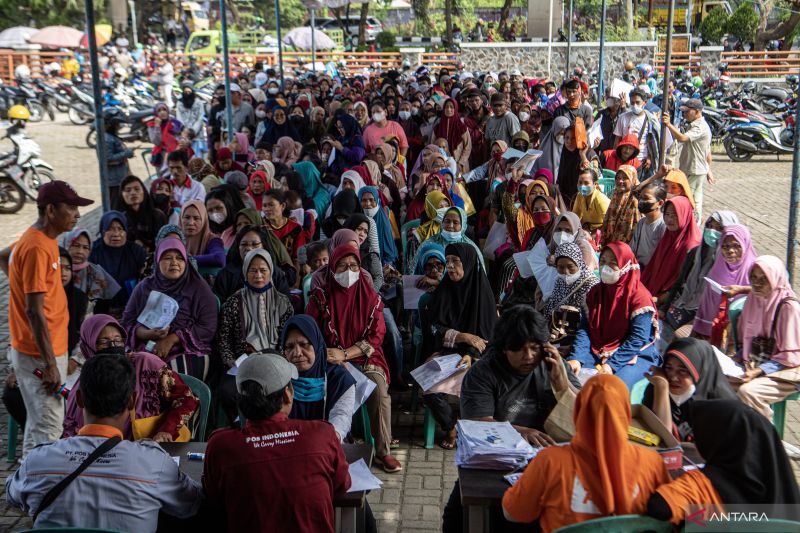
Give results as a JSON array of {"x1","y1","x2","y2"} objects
[{"x1": 630, "y1": 404, "x2": 683, "y2": 470}]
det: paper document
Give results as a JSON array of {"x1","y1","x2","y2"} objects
[
  {"x1": 588, "y1": 119, "x2": 604, "y2": 148},
  {"x1": 344, "y1": 363, "x2": 377, "y2": 413},
  {"x1": 502, "y1": 148, "x2": 526, "y2": 160},
  {"x1": 504, "y1": 472, "x2": 523, "y2": 486},
  {"x1": 513, "y1": 249, "x2": 536, "y2": 278},
  {"x1": 410, "y1": 354, "x2": 467, "y2": 392},
  {"x1": 609, "y1": 78, "x2": 634, "y2": 104},
  {"x1": 704, "y1": 277, "x2": 725, "y2": 295},
  {"x1": 347, "y1": 459, "x2": 384, "y2": 493},
  {"x1": 511, "y1": 149, "x2": 543, "y2": 173},
  {"x1": 455, "y1": 420, "x2": 537, "y2": 470},
  {"x1": 226, "y1": 353, "x2": 249, "y2": 376},
  {"x1": 64, "y1": 369, "x2": 81, "y2": 391},
  {"x1": 402, "y1": 275, "x2": 426, "y2": 310},
  {"x1": 530, "y1": 239, "x2": 558, "y2": 299},
  {"x1": 137, "y1": 290, "x2": 179, "y2": 330},
  {"x1": 713, "y1": 346, "x2": 745, "y2": 378}
]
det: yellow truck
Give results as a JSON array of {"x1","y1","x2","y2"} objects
[{"x1": 649, "y1": 0, "x2": 732, "y2": 30}]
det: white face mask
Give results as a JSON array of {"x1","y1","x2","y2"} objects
[
  {"x1": 559, "y1": 271, "x2": 581, "y2": 285},
  {"x1": 372, "y1": 112, "x2": 385, "y2": 123},
  {"x1": 600, "y1": 265, "x2": 622, "y2": 285},
  {"x1": 428, "y1": 116, "x2": 437, "y2": 124},
  {"x1": 435, "y1": 206, "x2": 449, "y2": 222},
  {"x1": 336, "y1": 216, "x2": 347, "y2": 225},
  {"x1": 441, "y1": 230, "x2": 461, "y2": 242},
  {"x1": 255, "y1": 110, "x2": 266, "y2": 119},
  {"x1": 555, "y1": 134, "x2": 565, "y2": 145},
  {"x1": 364, "y1": 206, "x2": 379, "y2": 217},
  {"x1": 518, "y1": 111, "x2": 530, "y2": 122},
  {"x1": 399, "y1": 110, "x2": 411, "y2": 120},
  {"x1": 631, "y1": 104, "x2": 644, "y2": 115},
  {"x1": 606, "y1": 96, "x2": 618, "y2": 107},
  {"x1": 411, "y1": 107, "x2": 420, "y2": 116},
  {"x1": 552, "y1": 231, "x2": 575, "y2": 246},
  {"x1": 208, "y1": 212, "x2": 226, "y2": 224},
  {"x1": 334, "y1": 269, "x2": 360, "y2": 288},
  {"x1": 669, "y1": 383, "x2": 696, "y2": 406},
  {"x1": 419, "y1": 84, "x2": 429, "y2": 93},
  {"x1": 268, "y1": 87, "x2": 279, "y2": 95}
]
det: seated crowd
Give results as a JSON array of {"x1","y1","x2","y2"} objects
[{"x1": 1, "y1": 64, "x2": 799, "y2": 533}]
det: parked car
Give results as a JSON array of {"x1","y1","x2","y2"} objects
[{"x1": 305, "y1": 16, "x2": 383, "y2": 42}]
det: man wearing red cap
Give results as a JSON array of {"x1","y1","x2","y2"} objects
[{"x1": 0, "y1": 181, "x2": 93, "y2": 457}]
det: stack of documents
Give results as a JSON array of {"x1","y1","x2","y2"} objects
[
  {"x1": 410, "y1": 354, "x2": 467, "y2": 391},
  {"x1": 347, "y1": 459, "x2": 383, "y2": 493},
  {"x1": 455, "y1": 420, "x2": 537, "y2": 470}
]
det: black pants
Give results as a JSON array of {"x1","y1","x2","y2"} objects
[
  {"x1": 442, "y1": 481, "x2": 538, "y2": 533},
  {"x1": 217, "y1": 374, "x2": 239, "y2": 428},
  {"x1": 422, "y1": 392, "x2": 457, "y2": 432}
]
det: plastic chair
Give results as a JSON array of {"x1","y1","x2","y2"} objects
[
  {"x1": 728, "y1": 295, "x2": 747, "y2": 349},
  {"x1": 302, "y1": 273, "x2": 312, "y2": 306},
  {"x1": 773, "y1": 392, "x2": 800, "y2": 439},
  {"x1": 358, "y1": 403, "x2": 374, "y2": 447},
  {"x1": 552, "y1": 514, "x2": 672, "y2": 533},
  {"x1": 178, "y1": 373, "x2": 211, "y2": 442},
  {"x1": 629, "y1": 378, "x2": 649, "y2": 405},
  {"x1": 7, "y1": 415, "x2": 19, "y2": 463}
]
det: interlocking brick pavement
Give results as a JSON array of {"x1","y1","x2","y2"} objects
[{"x1": 0, "y1": 117, "x2": 797, "y2": 532}]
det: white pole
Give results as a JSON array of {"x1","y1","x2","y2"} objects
[
  {"x1": 547, "y1": 0, "x2": 554, "y2": 77},
  {"x1": 311, "y1": 8, "x2": 316, "y2": 74},
  {"x1": 128, "y1": 0, "x2": 138, "y2": 47}
]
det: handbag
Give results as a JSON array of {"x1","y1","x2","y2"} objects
[
  {"x1": 130, "y1": 408, "x2": 191, "y2": 442},
  {"x1": 749, "y1": 297, "x2": 797, "y2": 365},
  {"x1": 543, "y1": 385, "x2": 577, "y2": 442},
  {"x1": 664, "y1": 305, "x2": 696, "y2": 331}
]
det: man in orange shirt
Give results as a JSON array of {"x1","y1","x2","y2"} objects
[{"x1": 0, "y1": 181, "x2": 92, "y2": 456}]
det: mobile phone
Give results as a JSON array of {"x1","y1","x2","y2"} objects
[{"x1": 33, "y1": 368, "x2": 70, "y2": 399}]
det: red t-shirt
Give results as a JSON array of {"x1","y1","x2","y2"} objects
[{"x1": 203, "y1": 413, "x2": 351, "y2": 533}]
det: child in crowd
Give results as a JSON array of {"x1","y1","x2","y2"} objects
[
  {"x1": 572, "y1": 168, "x2": 610, "y2": 233},
  {"x1": 630, "y1": 181, "x2": 666, "y2": 267}
]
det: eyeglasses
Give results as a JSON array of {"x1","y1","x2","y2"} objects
[{"x1": 96, "y1": 338, "x2": 124, "y2": 349}]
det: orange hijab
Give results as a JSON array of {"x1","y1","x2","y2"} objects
[
  {"x1": 571, "y1": 375, "x2": 637, "y2": 515},
  {"x1": 664, "y1": 169, "x2": 696, "y2": 208}
]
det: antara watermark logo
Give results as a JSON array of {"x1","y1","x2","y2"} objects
[{"x1": 685, "y1": 504, "x2": 800, "y2": 532}]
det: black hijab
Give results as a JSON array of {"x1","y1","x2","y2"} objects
[
  {"x1": 343, "y1": 213, "x2": 372, "y2": 257},
  {"x1": 115, "y1": 175, "x2": 166, "y2": 253},
  {"x1": 206, "y1": 184, "x2": 245, "y2": 235},
  {"x1": 322, "y1": 189, "x2": 360, "y2": 238},
  {"x1": 643, "y1": 338, "x2": 737, "y2": 442},
  {"x1": 426, "y1": 243, "x2": 497, "y2": 351},
  {"x1": 59, "y1": 247, "x2": 88, "y2": 354},
  {"x1": 690, "y1": 399, "x2": 800, "y2": 516}
]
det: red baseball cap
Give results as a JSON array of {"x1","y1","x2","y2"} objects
[{"x1": 36, "y1": 181, "x2": 94, "y2": 208}]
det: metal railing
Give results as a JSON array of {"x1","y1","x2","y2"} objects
[
  {"x1": 654, "y1": 51, "x2": 700, "y2": 71},
  {"x1": 721, "y1": 50, "x2": 800, "y2": 78}
]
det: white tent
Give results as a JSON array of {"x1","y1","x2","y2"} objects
[{"x1": 0, "y1": 27, "x2": 38, "y2": 49}]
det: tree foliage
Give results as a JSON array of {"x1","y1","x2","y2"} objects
[
  {"x1": 698, "y1": 6, "x2": 729, "y2": 44},
  {"x1": 255, "y1": 0, "x2": 308, "y2": 31},
  {"x1": 725, "y1": 3, "x2": 759, "y2": 44},
  {"x1": 0, "y1": 0, "x2": 106, "y2": 30}
]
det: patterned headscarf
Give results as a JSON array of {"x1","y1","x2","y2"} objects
[
  {"x1": 543, "y1": 242, "x2": 599, "y2": 318},
  {"x1": 600, "y1": 165, "x2": 640, "y2": 247}
]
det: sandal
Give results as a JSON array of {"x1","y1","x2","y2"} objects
[
  {"x1": 389, "y1": 438, "x2": 400, "y2": 449},
  {"x1": 439, "y1": 438, "x2": 457, "y2": 450}
]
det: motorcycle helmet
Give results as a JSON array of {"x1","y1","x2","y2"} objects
[
  {"x1": 786, "y1": 74, "x2": 798, "y2": 86},
  {"x1": 14, "y1": 64, "x2": 30, "y2": 80},
  {"x1": 113, "y1": 66, "x2": 128, "y2": 81},
  {"x1": 102, "y1": 107, "x2": 124, "y2": 126},
  {"x1": 624, "y1": 60, "x2": 635, "y2": 72},
  {"x1": 8, "y1": 105, "x2": 30, "y2": 121}
]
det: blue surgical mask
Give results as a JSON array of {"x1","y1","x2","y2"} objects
[
  {"x1": 579, "y1": 185, "x2": 594, "y2": 197},
  {"x1": 441, "y1": 230, "x2": 461, "y2": 242},
  {"x1": 291, "y1": 376, "x2": 326, "y2": 402},
  {"x1": 703, "y1": 228, "x2": 722, "y2": 248}
]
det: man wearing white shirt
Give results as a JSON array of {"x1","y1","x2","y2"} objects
[
  {"x1": 167, "y1": 150, "x2": 205, "y2": 205},
  {"x1": 613, "y1": 88, "x2": 671, "y2": 178}
]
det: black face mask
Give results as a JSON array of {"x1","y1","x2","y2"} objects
[
  {"x1": 97, "y1": 346, "x2": 126, "y2": 357},
  {"x1": 638, "y1": 201, "x2": 656, "y2": 215},
  {"x1": 153, "y1": 193, "x2": 171, "y2": 207}
]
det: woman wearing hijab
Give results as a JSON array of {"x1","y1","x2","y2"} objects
[
  {"x1": 322, "y1": 189, "x2": 360, "y2": 239},
  {"x1": 58, "y1": 247, "x2": 88, "y2": 358},
  {"x1": 343, "y1": 218, "x2": 384, "y2": 292},
  {"x1": 116, "y1": 176, "x2": 167, "y2": 253},
  {"x1": 180, "y1": 200, "x2": 226, "y2": 269},
  {"x1": 542, "y1": 242, "x2": 599, "y2": 333},
  {"x1": 736, "y1": 255, "x2": 800, "y2": 419},
  {"x1": 149, "y1": 177, "x2": 180, "y2": 225},
  {"x1": 663, "y1": 168, "x2": 696, "y2": 208},
  {"x1": 63, "y1": 314, "x2": 199, "y2": 441},
  {"x1": 274, "y1": 136, "x2": 302, "y2": 166},
  {"x1": 353, "y1": 101, "x2": 369, "y2": 129},
  {"x1": 503, "y1": 374, "x2": 670, "y2": 532},
  {"x1": 358, "y1": 186, "x2": 398, "y2": 267},
  {"x1": 147, "y1": 102, "x2": 183, "y2": 173},
  {"x1": 88, "y1": 211, "x2": 147, "y2": 314},
  {"x1": 293, "y1": 160, "x2": 331, "y2": 218},
  {"x1": 643, "y1": 338, "x2": 736, "y2": 442},
  {"x1": 281, "y1": 315, "x2": 357, "y2": 441},
  {"x1": 258, "y1": 105, "x2": 301, "y2": 145},
  {"x1": 532, "y1": 115, "x2": 570, "y2": 177},
  {"x1": 658, "y1": 212, "x2": 740, "y2": 347},
  {"x1": 406, "y1": 173, "x2": 452, "y2": 222},
  {"x1": 647, "y1": 399, "x2": 800, "y2": 524},
  {"x1": 426, "y1": 206, "x2": 485, "y2": 271},
  {"x1": 329, "y1": 114, "x2": 366, "y2": 180},
  {"x1": 61, "y1": 228, "x2": 122, "y2": 303},
  {"x1": 263, "y1": 189, "x2": 306, "y2": 263},
  {"x1": 216, "y1": 249, "x2": 293, "y2": 420},
  {"x1": 461, "y1": 140, "x2": 508, "y2": 201},
  {"x1": 205, "y1": 184, "x2": 246, "y2": 248},
  {"x1": 642, "y1": 196, "x2": 701, "y2": 301},
  {"x1": 306, "y1": 244, "x2": 402, "y2": 473},
  {"x1": 247, "y1": 170, "x2": 271, "y2": 211},
  {"x1": 405, "y1": 190, "x2": 452, "y2": 274},
  {"x1": 557, "y1": 125, "x2": 598, "y2": 206},
  {"x1": 567, "y1": 242, "x2": 659, "y2": 389},
  {"x1": 693, "y1": 223, "x2": 756, "y2": 338},
  {"x1": 214, "y1": 147, "x2": 244, "y2": 176},
  {"x1": 230, "y1": 132, "x2": 255, "y2": 164},
  {"x1": 421, "y1": 243, "x2": 497, "y2": 449},
  {"x1": 600, "y1": 164, "x2": 640, "y2": 246},
  {"x1": 122, "y1": 238, "x2": 218, "y2": 379},
  {"x1": 376, "y1": 142, "x2": 406, "y2": 192},
  {"x1": 433, "y1": 98, "x2": 472, "y2": 174}
]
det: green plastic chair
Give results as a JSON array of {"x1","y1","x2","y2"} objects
[
  {"x1": 630, "y1": 378, "x2": 649, "y2": 405},
  {"x1": 178, "y1": 373, "x2": 211, "y2": 442},
  {"x1": 7, "y1": 415, "x2": 19, "y2": 463},
  {"x1": 552, "y1": 514, "x2": 672, "y2": 533},
  {"x1": 357, "y1": 403, "x2": 374, "y2": 447},
  {"x1": 773, "y1": 392, "x2": 800, "y2": 439},
  {"x1": 302, "y1": 273, "x2": 312, "y2": 307},
  {"x1": 400, "y1": 218, "x2": 421, "y2": 272}
]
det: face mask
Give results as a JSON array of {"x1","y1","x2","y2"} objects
[
  {"x1": 600, "y1": 265, "x2": 622, "y2": 285},
  {"x1": 703, "y1": 228, "x2": 722, "y2": 248},
  {"x1": 533, "y1": 212, "x2": 551, "y2": 226},
  {"x1": 98, "y1": 346, "x2": 126, "y2": 357},
  {"x1": 336, "y1": 216, "x2": 347, "y2": 225},
  {"x1": 428, "y1": 116, "x2": 437, "y2": 124},
  {"x1": 441, "y1": 230, "x2": 461, "y2": 242},
  {"x1": 208, "y1": 212, "x2": 226, "y2": 224},
  {"x1": 669, "y1": 383, "x2": 696, "y2": 407},
  {"x1": 514, "y1": 201, "x2": 522, "y2": 209},
  {"x1": 372, "y1": 112, "x2": 385, "y2": 122},
  {"x1": 434, "y1": 207, "x2": 449, "y2": 222},
  {"x1": 492, "y1": 151, "x2": 503, "y2": 162},
  {"x1": 153, "y1": 192, "x2": 170, "y2": 205},
  {"x1": 555, "y1": 135, "x2": 564, "y2": 145},
  {"x1": 399, "y1": 110, "x2": 411, "y2": 120},
  {"x1": 606, "y1": 96, "x2": 618, "y2": 107},
  {"x1": 559, "y1": 271, "x2": 581, "y2": 286},
  {"x1": 505, "y1": 171, "x2": 513, "y2": 181},
  {"x1": 419, "y1": 84, "x2": 429, "y2": 92},
  {"x1": 268, "y1": 87, "x2": 279, "y2": 95},
  {"x1": 579, "y1": 185, "x2": 594, "y2": 197},
  {"x1": 255, "y1": 110, "x2": 266, "y2": 118},
  {"x1": 638, "y1": 201, "x2": 656, "y2": 214},
  {"x1": 364, "y1": 206, "x2": 379, "y2": 217},
  {"x1": 334, "y1": 269, "x2": 360, "y2": 288},
  {"x1": 411, "y1": 107, "x2": 420, "y2": 116},
  {"x1": 519, "y1": 111, "x2": 530, "y2": 122},
  {"x1": 666, "y1": 192, "x2": 677, "y2": 200},
  {"x1": 552, "y1": 230, "x2": 575, "y2": 246},
  {"x1": 631, "y1": 104, "x2": 644, "y2": 114}
]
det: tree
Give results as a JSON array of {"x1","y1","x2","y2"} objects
[
  {"x1": 497, "y1": 0, "x2": 514, "y2": 33},
  {"x1": 444, "y1": 0, "x2": 453, "y2": 43},
  {"x1": 0, "y1": 0, "x2": 105, "y2": 29},
  {"x1": 725, "y1": 3, "x2": 759, "y2": 45},
  {"x1": 698, "y1": 6, "x2": 729, "y2": 45},
  {"x1": 752, "y1": 0, "x2": 800, "y2": 50},
  {"x1": 258, "y1": 0, "x2": 307, "y2": 31},
  {"x1": 358, "y1": 2, "x2": 368, "y2": 45},
  {"x1": 412, "y1": 0, "x2": 431, "y2": 34}
]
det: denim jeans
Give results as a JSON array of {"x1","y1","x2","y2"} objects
[{"x1": 383, "y1": 308, "x2": 404, "y2": 379}]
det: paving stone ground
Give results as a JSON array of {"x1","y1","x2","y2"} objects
[{"x1": 0, "y1": 116, "x2": 798, "y2": 531}]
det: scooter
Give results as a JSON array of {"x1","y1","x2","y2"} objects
[
  {"x1": 723, "y1": 115, "x2": 793, "y2": 162},
  {"x1": 86, "y1": 107, "x2": 153, "y2": 148},
  {"x1": 1, "y1": 122, "x2": 57, "y2": 190},
  {"x1": 0, "y1": 154, "x2": 36, "y2": 214}
]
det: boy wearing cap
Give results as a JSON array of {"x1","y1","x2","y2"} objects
[
  {"x1": 662, "y1": 98, "x2": 713, "y2": 220},
  {"x1": 218, "y1": 83, "x2": 256, "y2": 135},
  {"x1": 203, "y1": 353, "x2": 351, "y2": 532},
  {"x1": 0, "y1": 181, "x2": 93, "y2": 457}
]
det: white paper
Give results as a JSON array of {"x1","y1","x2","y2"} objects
[
  {"x1": 226, "y1": 354, "x2": 249, "y2": 376},
  {"x1": 172, "y1": 456, "x2": 181, "y2": 467},
  {"x1": 511, "y1": 149, "x2": 543, "y2": 174},
  {"x1": 289, "y1": 208, "x2": 305, "y2": 226},
  {"x1": 530, "y1": 239, "x2": 558, "y2": 300},
  {"x1": 504, "y1": 472, "x2": 523, "y2": 486},
  {"x1": 713, "y1": 346, "x2": 745, "y2": 378},
  {"x1": 513, "y1": 250, "x2": 536, "y2": 278},
  {"x1": 577, "y1": 367, "x2": 599, "y2": 385},
  {"x1": 483, "y1": 221, "x2": 510, "y2": 259},
  {"x1": 64, "y1": 368, "x2": 81, "y2": 391},
  {"x1": 704, "y1": 277, "x2": 725, "y2": 295},
  {"x1": 136, "y1": 290, "x2": 179, "y2": 330},
  {"x1": 609, "y1": 78, "x2": 634, "y2": 104},
  {"x1": 327, "y1": 146, "x2": 336, "y2": 167},
  {"x1": 410, "y1": 353, "x2": 466, "y2": 392},
  {"x1": 402, "y1": 275, "x2": 426, "y2": 310},
  {"x1": 502, "y1": 148, "x2": 526, "y2": 161},
  {"x1": 344, "y1": 362, "x2": 377, "y2": 414},
  {"x1": 588, "y1": 118, "x2": 604, "y2": 148},
  {"x1": 455, "y1": 420, "x2": 537, "y2": 470},
  {"x1": 346, "y1": 458, "x2": 384, "y2": 492}
]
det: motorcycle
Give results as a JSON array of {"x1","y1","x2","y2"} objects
[
  {"x1": 723, "y1": 114, "x2": 793, "y2": 162},
  {"x1": 86, "y1": 107, "x2": 153, "y2": 148},
  {"x1": 0, "y1": 83, "x2": 45, "y2": 122},
  {"x1": 1, "y1": 123, "x2": 57, "y2": 190},
  {"x1": 67, "y1": 84, "x2": 97, "y2": 125},
  {"x1": 0, "y1": 155, "x2": 36, "y2": 214}
]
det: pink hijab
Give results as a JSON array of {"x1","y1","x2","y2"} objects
[
  {"x1": 181, "y1": 200, "x2": 217, "y2": 256},
  {"x1": 274, "y1": 136, "x2": 302, "y2": 165},
  {"x1": 233, "y1": 132, "x2": 255, "y2": 163},
  {"x1": 738, "y1": 255, "x2": 800, "y2": 367}
]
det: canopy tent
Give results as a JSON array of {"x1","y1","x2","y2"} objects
[
  {"x1": 29, "y1": 26, "x2": 83, "y2": 48},
  {"x1": 0, "y1": 27, "x2": 38, "y2": 49}
]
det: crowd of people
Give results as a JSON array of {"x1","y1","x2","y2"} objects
[{"x1": 1, "y1": 59, "x2": 799, "y2": 532}]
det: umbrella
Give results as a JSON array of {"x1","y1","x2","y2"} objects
[
  {"x1": 29, "y1": 26, "x2": 83, "y2": 48},
  {"x1": 282, "y1": 27, "x2": 337, "y2": 51},
  {"x1": 80, "y1": 24, "x2": 113, "y2": 48},
  {"x1": 0, "y1": 26, "x2": 38, "y2": 48}
]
